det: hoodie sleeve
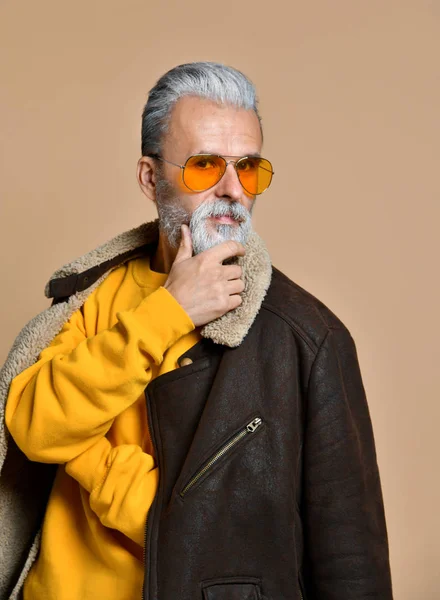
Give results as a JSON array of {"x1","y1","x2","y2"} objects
[
  {"x1": 65, "y1": 436, "x2": 157, "y2": 546},
  {"x1": 5, "y1": 286, "x2": 194, "y2": 464}
]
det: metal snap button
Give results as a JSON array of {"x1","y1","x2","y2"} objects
[{"x1": 180, "y1": 357, "x2": 193, "y2": 367}]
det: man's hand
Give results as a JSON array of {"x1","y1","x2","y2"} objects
[{"x1": 164, "y1": 224, "x2": 246, "y2": 327}]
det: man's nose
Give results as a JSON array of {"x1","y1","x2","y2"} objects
[{"x1": 214, "y1": 163, "x2": 242, "y2": 201}]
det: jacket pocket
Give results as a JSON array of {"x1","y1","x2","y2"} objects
[
  {"x1": 179, "y1": 415, "x2": 264, "y2": 499},
  {"x1": 201, "y1": 576, "x2": 262, "y2": 599}
]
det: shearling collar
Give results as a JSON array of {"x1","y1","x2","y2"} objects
[{"x1": 0, "y1": 218, "x2": 272, "y2": 472}]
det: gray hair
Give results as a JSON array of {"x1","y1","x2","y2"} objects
[{"x1": 141, "y1": 61, "x2": 262, "y2": 156}]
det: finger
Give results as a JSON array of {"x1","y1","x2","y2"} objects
[
  {"x1": 226, "y1": 278, "x2": 246, "y2": 295},
  {"x1": 174, "y1": 224, "x2": 193, "y2": 263},
  {"x1": 228, "y1": 294, "x2": 243, "y2": 311},
  {"x1": 222, "y1": 264, "x2": 243, "y2": 281}
]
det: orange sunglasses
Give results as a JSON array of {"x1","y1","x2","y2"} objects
[{"x1": 149, "y1": 153, "x2": 274, "y2": 195}]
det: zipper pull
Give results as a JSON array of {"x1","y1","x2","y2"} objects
[{"x1": 246, "y1": 417, "x2": 262, "y2": 433}]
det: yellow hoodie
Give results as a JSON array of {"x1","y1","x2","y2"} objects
[{"x1": 5, "y1": 253, "x2": 201, "y2": 600}]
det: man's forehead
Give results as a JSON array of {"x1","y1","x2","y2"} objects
[{"x1": 166, "y1": 96, "x2": 262, "y2": 155}]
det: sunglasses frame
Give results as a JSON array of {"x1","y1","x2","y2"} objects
[{"x1": 148, "y1": 153, "x2": 274, "y2": 195}]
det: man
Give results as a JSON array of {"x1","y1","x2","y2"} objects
[{"x1": 0, "y1": 62, "x2": 394, "y2": 599}]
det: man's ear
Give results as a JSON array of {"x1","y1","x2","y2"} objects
[{"x1": 136, "y1": 156, "x2": 158, "y2": 203}]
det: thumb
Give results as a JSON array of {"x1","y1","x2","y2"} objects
[{"x1": 174, "y1": 224, "x2": 193, "y2": 263}]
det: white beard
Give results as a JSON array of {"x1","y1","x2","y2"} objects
[{"x1": 155, "y1": 176, "x2": 254, "y2": 255}]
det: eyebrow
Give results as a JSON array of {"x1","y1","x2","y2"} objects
[{"x1": 196, "y1": 150, "x2": 262, "y2": 158}]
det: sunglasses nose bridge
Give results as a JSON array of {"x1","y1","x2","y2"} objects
[
  {"x1": 214, "y1": 159, "x2": 243, "y2": 196},
  {"x1": 227, "y1": 160, "x2": 243, "y2": 183},
  {"x1": 214, "y1": 158, "x2": 235, "y2": 182}
]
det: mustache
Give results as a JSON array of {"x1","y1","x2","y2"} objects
[{"x1": 191, "y1": 198, "x2": 250, "y2": 223}]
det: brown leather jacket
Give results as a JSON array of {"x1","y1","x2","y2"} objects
[{"x1": 0, "y1": 220, "x2": 393, "y2": 599}]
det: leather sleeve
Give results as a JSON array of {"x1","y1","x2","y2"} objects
[{"x1": 302, "y1": 326, "x2": 394, "y2": 599}]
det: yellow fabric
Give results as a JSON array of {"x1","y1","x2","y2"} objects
[{"x1": 5, "y1": 254, "x2": 201, "y2": 600}]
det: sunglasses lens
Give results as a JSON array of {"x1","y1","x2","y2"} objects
[
  {"x1": 183, "y1": 155, "x2": 225, "y2": 191},
  {"x1": 236, "y1": 157, "x2": 274, "y2": 195}
]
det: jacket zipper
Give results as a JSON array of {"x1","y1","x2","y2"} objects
[
  {"x1": 298, "y1": 577, "x2": 305, "y2": 600},
  {"x1": 179, "y1": 417, "x2": 263, "y2": 498}
]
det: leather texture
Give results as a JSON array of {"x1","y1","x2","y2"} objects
[{"x1": 141, "y1": 266, "x2": 394, "y2": 599}]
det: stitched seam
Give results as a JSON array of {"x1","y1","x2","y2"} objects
[
  {"x1": 305, "y1": 328, "x2": 331, "y2": 392},
  {"x1": 270, "y1": 266, "x2": 336, "y2": 328},
  {"x1": 262, "y1": 304, "x2": 342, "y2": 353},
  {"x1": 296, "y1": 328, "x2": 332, "y2": 512},
  {"x1": 261, "y1": 304, "x2": 317, "y2": 352},
  {"x1": 298, "y1": 328, "x2": 332, "y2": 483},
  {"x1": 91, "y1": 461, "x2": 112, "y2": 495}
]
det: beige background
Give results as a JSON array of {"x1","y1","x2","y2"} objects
[{"x1": 1, "y1": 1, "x2": 439, "y2": 597}]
